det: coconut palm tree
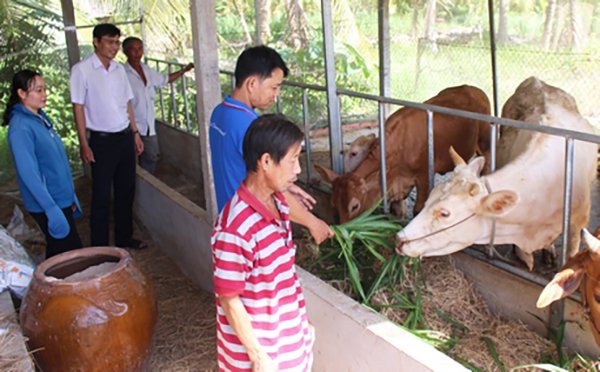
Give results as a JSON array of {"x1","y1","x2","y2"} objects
[{"x1": 0, "y1": 0, "x2": 61, "y2": 97}]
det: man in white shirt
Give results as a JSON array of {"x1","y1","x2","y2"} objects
[
  {"x1": 70, "y1": 23, "x2": 146, "y2": 249},
  {"x1": 122, "y1": 36, "x2": 194, "y2": 174}
]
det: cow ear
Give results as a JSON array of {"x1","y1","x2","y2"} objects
[
  {"x1": 315, "y1": 164, "x2": 339, "y2": 184},
  {"x1": 478, "y1": 190, "x2": 519, "y2": 217},
  {"x1": 536, "y1": 268, "x2": 585, "y2": 308},
  {"x1": 467, "y1": 156, "x2": 486, "y2": 176}
]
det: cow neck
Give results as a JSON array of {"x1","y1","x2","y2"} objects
[{"x1": 582, "y1": 277, "x2": 600, "y2": 338}]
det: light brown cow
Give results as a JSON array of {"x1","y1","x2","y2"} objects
[
  {"x1": 344, "y1": 133, "x2": 377, "y2": 173},
  {"x1": 396, "y1": 77, "x2": 597, "y2": 270},
  {"x1": 315, "y1": 85, "x2": 491, "y2": 223},
  {"x1": 537, "y1": 228, "x2": 600, "y2": 346}
]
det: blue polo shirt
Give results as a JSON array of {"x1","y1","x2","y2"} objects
[{"x1": 209, "y1": 96, "x2": 259, "y2": 211}]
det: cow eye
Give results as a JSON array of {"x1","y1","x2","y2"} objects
[{"x1": 439, "y1": 209, "x2": 450, "y2": 218}]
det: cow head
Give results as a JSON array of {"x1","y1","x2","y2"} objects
[
  {"x1": 315, "y1": 164, "x2": 376, "y2": 222},
  {"x1": 536, "y1": 228, "x2": 600, "y2": 345},
  {"x1": 344, "y1": 134, "x2": 377, "y2": 173},
  {"x1": 396, "y1": 147, "x2": 519, "y2": 257}
]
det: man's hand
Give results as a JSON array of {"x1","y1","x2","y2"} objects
[
  {"x1": 251, "y1": 352, "x2": 277, "y2": 372},
  {"x1": 288, "y1": 184, "x2": 316, "y2": 210},
  {"x1": 308, "y1": 216, "x2": 333, "y2": 245},
  {"x1": 80, "y1": 143, "x2": 95, "y2": 164},
  {"x1": 134, "y1": 133, "x2": 144, "y2": 156}
]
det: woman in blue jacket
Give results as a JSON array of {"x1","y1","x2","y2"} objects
[{"x1": 3, "y1": 69, "x2": 82, "y2": 258}]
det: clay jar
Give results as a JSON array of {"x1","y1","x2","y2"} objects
[{"x1": 20, "y1": 247, "x2": 157, "y2": 372}]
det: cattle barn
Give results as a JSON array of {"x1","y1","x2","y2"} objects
[{"x1": 2, "y1": 0, "x2": 600, "y2": 370}]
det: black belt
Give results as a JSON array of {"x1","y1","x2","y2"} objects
[{"x1": 90, "y1": 127, "x2": 131, "y2": 137}]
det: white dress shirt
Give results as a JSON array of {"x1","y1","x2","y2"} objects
[
  {"x1": 70, "y1": 53, "x2": 134, "y2": 133},
  {"x1": 124, "y1": 62, "x2": 168, "y2": 136}
]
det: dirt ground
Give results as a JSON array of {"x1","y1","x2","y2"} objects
[{"x1": 0, "y1": 175, "x2": 218, "y2": 371}]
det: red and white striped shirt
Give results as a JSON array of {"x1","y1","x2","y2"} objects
[{"x1": 211, "y1": 183, "x2": 313, "y2": 371}]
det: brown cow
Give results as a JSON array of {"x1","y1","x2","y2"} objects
[
  {"x1": 316, "y1": 85, "x2": 491, "y2": 222},
  {"x1": 537, "y1": 228, "x2": 600, "y2": 346}
]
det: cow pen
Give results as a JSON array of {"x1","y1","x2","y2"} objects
[
  {"x1": 5, "y1": 0, "x2": 600, "y2": 369},
  {"x1": 142, "y1": 58, "x2": 600, "y2": 360},
  {"x1": 88, "y1": 49, "x2": 600, "y2": 366}
]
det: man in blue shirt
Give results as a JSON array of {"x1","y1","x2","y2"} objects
[{"x1": 210, "y1": 46, "x2": 332, "y2": 243}]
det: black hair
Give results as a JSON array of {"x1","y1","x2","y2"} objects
[
  {"x1": 2, "y1": 69, "x2": 41, "y2": 126},
  {"x1": 234, "y1": 45, "x2": 289, "y2": 88},
  {"x1": 93, "y1": 23, "x2": 121, "y2": 40},
  {"x1": 122, "y1": 36, "x2": 142, "y2": 51},
  {"x1": 243, "y1": 114, "x2": 304, "y2": 173}
]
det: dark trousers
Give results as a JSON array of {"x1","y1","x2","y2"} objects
[
  {"x1": 89, "y1": 130, "x2": 136, "y2": 247},
  {"x1": 31, "y1": 207, "x2": 83, "y2": 259}
]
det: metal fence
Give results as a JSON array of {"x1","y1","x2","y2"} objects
[
  {"x1": 151, "y1": 60, "x2": 600, "y2": 285},
  {"x1": 146, "y1": 57, "x2": 197, "y2": 133}
]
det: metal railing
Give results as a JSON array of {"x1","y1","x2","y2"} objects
[{"x1": 146, "y1": 57, "x2": 195, "y2": 133}]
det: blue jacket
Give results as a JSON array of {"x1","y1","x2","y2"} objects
[
  {"x1": 209, "y1": 96, "x2": 259, "y2": 211},
  {"x1": 8, "y1": 104, "x2": 81, "y2": 238}
]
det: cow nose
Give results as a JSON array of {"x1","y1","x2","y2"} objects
[{"x1": 395, "y1": 235, "x2": 405, "y2": 255}]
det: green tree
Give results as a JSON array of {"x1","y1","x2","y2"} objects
[
  {"x1": 497, "y1": 0, "x2": 509, "y2": 44},
  {"x1": 0, "y1": 0, "x2": 61, "y2": 102}
]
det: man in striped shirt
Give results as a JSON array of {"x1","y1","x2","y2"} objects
[{"x1": 212, "y1": 114, "x2": 317, "y2": 371}]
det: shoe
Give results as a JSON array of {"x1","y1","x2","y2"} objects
[{"x1": 117, "y1": 238, "x2": 148, "y2": 250}]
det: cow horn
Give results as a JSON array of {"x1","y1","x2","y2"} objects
[
  {"x1": 449, "y1": 146, "x2": 466, "y2": 166},
  {"x1": 582, "y1": 228, "x2": 600, "y2": 253}
]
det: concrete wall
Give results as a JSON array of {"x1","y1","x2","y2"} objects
[
  {"x1": 156, "y1": 121, "x2": 203, "y2": 187},
  {"x1": 134, "y1": 167, "x2": 214, "y2": 293}
]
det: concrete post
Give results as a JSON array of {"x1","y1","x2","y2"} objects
[
  {"x1": 59, "y1": 0, "x2": 80, "y2": 68},
  {"x1": 189, "y1": 0, "x2": 220, "y2": 222},
  {"x1": 378, "y1": 0, "x2": 391, "y2": 118},
  {"x1": 321, "y1": 0, "x2": 343, "y2": 174}
]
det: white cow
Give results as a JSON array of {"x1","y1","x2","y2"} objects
[{"x1": 395, "y1": 77, "x2": 597, "y2": 270}]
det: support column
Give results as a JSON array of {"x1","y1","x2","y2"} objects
[
  {"x1": 487, "y1": 0, "x2": 499, "y2": 117},
  {"x1": 190, "y1": 0, "x2": 221, "y2": 221},
  {"x1": 60, "y1": 0, "x2": 80, "y2": 68},
  {"x1": 378, "y1": 0, "x2": 391, "y2": 117},
  {"x1": 321, "y1": 0, "x2": 343, "y2": 174}
]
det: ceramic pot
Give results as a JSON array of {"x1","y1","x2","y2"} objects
[{"x1": 20, "y1": 247, "x2": 157, "y2": 372}]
